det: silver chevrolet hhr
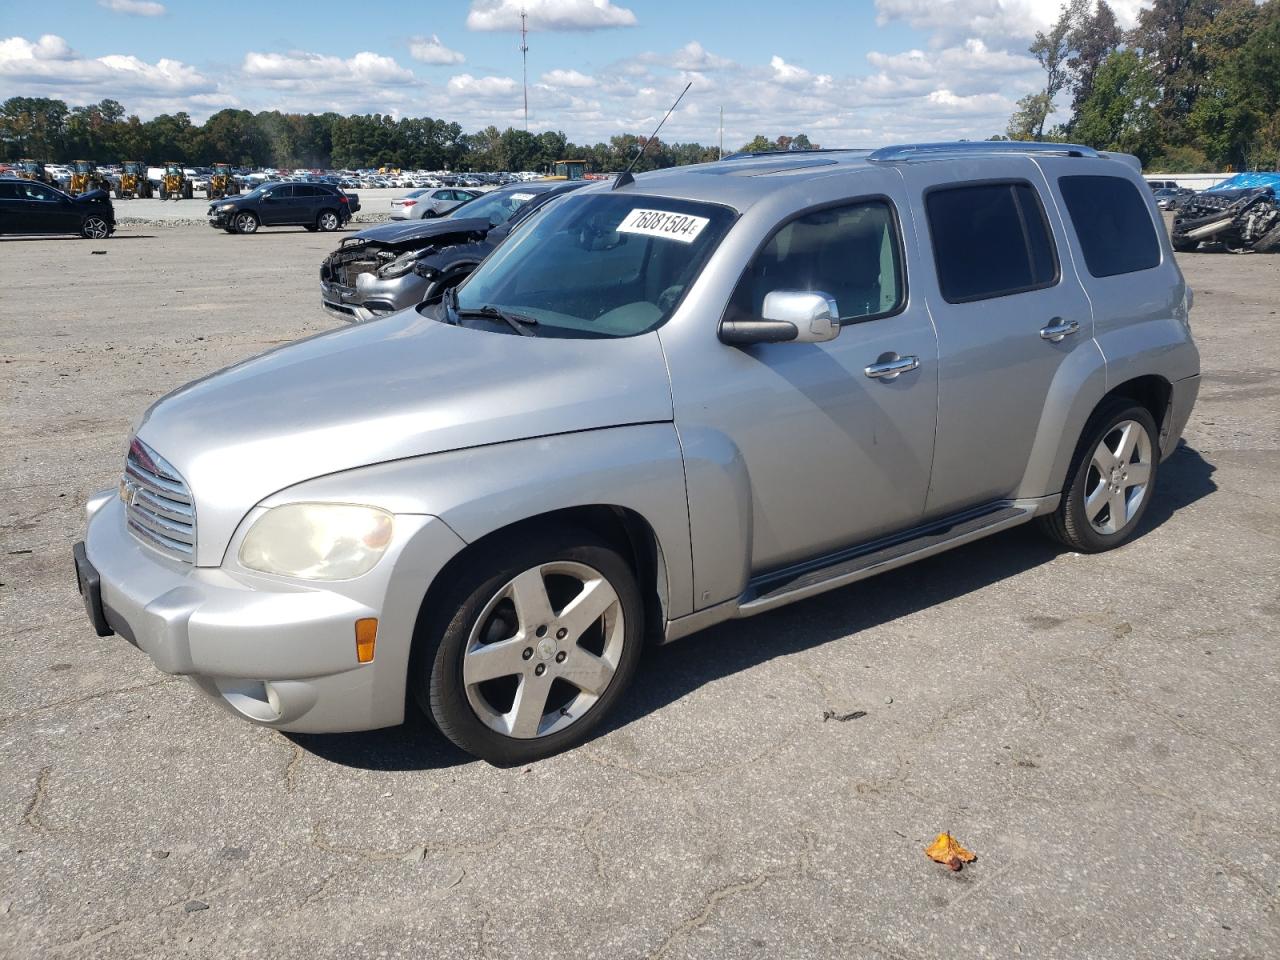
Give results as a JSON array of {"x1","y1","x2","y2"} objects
[{"x1": 75, "y1": 143, "x2": 1200, "y2": 764}]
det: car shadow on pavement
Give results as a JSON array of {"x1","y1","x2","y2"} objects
[
  {"x1": 289, "y1": 442, "x2": 1216, "y2": 772},
  {"x1": 0, "y1": 235, "x2": 156, "y2": 242}
]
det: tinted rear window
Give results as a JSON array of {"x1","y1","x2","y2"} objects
[
  {"x1": 1058, "y1": 175, "x2": 1161, "y2": 278},
  {"x1": 926, "y1": 182, "x2": 1058, "y2": 303}
]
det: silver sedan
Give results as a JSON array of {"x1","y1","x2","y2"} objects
[{"x1": 390, "y1": 187, "x2": 480, "y2": 220}]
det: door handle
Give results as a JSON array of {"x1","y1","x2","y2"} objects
[
  {"x1": 1039, "y1": 318, "x2": 1080, "y2": 342},
  {"x1": 864, "y1": 355, "x2": 920, "y2": 380}
]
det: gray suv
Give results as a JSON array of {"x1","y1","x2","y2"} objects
[{"x1": 74, "y1": 143, "x2": 1199, "y2": 765}]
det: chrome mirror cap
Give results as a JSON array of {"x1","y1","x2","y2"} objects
[{"x1": 761, "y1": 290, "x2": 840, "y2": 343}]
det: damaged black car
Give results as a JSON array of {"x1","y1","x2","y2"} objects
[
  {"x1": 1172, "y1": 181, "x2": 1280, "y2": 254},
  {"x1": 319, "y1": 180, "x2": 587, "y2": 322}
]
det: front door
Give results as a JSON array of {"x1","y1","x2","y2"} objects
[
  {"x1": 897, "y1": 158, "x2": 1096, "y2": 518},
  {"x1": 258, "y1": 184, "x2": 296, "y2": 225},
  {"x1": 665, "y1": 185, "x2": 940, "y2": 589}
]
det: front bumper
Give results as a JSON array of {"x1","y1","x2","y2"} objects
[
  {"x1": 208, "y1": 208, "x2": 235, "y2": 228},
  {"x1": 319, "y1": 271, "x2": 428, "y2": 323},
  {"x1": 78, "y1": 494, "x2": 466, "y2": 732}
]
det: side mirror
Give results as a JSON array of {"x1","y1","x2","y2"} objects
[{"x1": 720, "y1": 290, "x2": 841, "y2": 345}]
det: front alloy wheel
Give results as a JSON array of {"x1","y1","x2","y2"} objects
[
  {"x1": 234, "y1": 212, "x2": 258, "y2": 234},
  {"x1": 415, "y1": 529, "x2": 644, "y2": 764},
  {"x1": 81, "y1": 216, "x2": 110, "y2": 239},
  {"x1": 464, "y1": 561, "x2": 625, "y2": 739}
]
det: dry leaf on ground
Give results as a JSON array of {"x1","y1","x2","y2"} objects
[{"x1": 924, "y1": 832, "x2": 976, "y2": 871}]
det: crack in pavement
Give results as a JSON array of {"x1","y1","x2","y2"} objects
[
  {"x1": 24, "y1": 766, "x2": 50, "y2": 832},
  {"x1": 648, "y1": 832, "x2": 816, "y2": 960},
  {"x1": 0, "y1": 678, "x2": 171, "y2": 728}
]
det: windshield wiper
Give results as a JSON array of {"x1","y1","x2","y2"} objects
[{"x1": 455, "y1": 303, "x2": 540, "y2": 337}]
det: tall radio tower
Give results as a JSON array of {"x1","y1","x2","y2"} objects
[{"x1": 520, "y1": 9, "x2": 529, "y2": 131}]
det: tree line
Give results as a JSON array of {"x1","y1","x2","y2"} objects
[
  {"x1": 1005, "y1": 0, "x2": 1280, "y2": 171},
  {"x1": 0, "y1": 96, "x2": 817, "y2": 172}
]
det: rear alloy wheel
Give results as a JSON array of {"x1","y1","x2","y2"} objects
[
  {"x1": 81, "y1": 216, "x2": 110, "y2": 239},
  {"x1": 1039, "y1": 401, "x2": 1159, "y2": 553},
  {"x1": 234, "y1": 211, "x2": 259, "y2": 235},
  {"x1": 317, "y1": 210, "x2": 340, "y2": 232},
  {"x1": 415, "y1": 529, "x2": 644, "y2": 764}
]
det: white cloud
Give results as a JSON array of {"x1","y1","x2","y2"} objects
[
  {"x1": 670, "y1": 41, "x2": 731, "y2": 71},
  {"x1": 447, "y1": 73, "x2": 520, "y2": 98},
  {"x1": 769, "y1": 55, "x2": 832, "y2": 90},
  {"x1": 541, "y1": 68, "x2": 595, "y2": 88},
  {"x1": 409, "y1": 34, "x2": 465, "y2": 65},
  {"x1": 242, "y1": 50, "x2": 415, "y2": 86},
  {"x1": 467, "y1": 0, "x2": 637, "y2": 32},
  {"x1": 874, "y1": 0, "x2": 1146, "y2": 50},
  {"x1": 98, "y1": 0, "x2": 166, "y2": 15},
  {"x1": 0, "y1": 34, "x2": 213, "y2": 95}
]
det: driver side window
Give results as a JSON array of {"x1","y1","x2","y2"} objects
[{"x1": 726, "y1": 199, "x2": 905, "y2": 324}]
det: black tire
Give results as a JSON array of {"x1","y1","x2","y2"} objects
[
  {"x1": 1171, "y1": 236, "x2": 1198, "y2": 253},
  {"x1": 1253, "y1": 225, "x2": 1280, "y2": 254},
  {"x1": 316, "y1": 209, "x2": 341, "y2": 232},
  {"x1": 1038, "y1": 399, "x2": 1160, "y2": 553},
  {"x1": 234, "y1": 211, "x2": 259, "y2": 235},
  {"x1": 181, "y1": 182, "x2": 193, "y2": 199},
  {"x1": 412, "y1": 526, "x2": 645, "y2": 765},
  {"x1": 159, "y1": 187, "x2": 168, "y2": 201}
]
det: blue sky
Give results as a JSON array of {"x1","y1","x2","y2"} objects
[{"x1": 0, "y1": 1, "x2": 1148, "y2": 146}]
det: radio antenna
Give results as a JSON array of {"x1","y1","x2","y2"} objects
[{"x1": 612, "y1": 81, "x2": 692, "y2": 190}]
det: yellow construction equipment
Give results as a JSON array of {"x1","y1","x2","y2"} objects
[
  {"x1": 159, "y1": 161, "x2": 193, "y2": 201},
  {"x1": 115, "y1": 161, "x2": 153, "y2": 199},
  {"x1": 207, "y1": 163, "x2": 239, "y2": 199},
  {"x1": 70, "y1": 160, "x2": 111, "y2": 195}
]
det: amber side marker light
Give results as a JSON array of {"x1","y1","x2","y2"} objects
[{"x1": 355, "y1": 618, "x2": 378, "y2": 664}]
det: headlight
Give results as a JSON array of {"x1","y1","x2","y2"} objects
[
  {"x1": 239, "y1": 503, "x2": 393, "y2": 580},
  {"x1": 220, "y1": 203, "x2": 236, "y2": 211},
  {"x1": 377, "y1": 251, "x2": 418, "y2": 279}
]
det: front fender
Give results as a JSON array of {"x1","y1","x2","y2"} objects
[{"x1": 264, "y1": 423, "x2": 694, "y2": 619}]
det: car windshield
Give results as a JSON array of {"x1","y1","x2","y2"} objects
[
  {"x1": 448, "y1": 192, "x2": 736, "y2": 338},
  {"x1": 446, "y1": 187, "x2": 545, "y2": 227}
]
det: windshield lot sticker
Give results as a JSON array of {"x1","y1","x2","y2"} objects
[
  {"x1": 617, "y1": 208, "x2": 710, "y2": 243},
  {"x1": 510, "y1": 193, "x2": 535, "y2": 201}
]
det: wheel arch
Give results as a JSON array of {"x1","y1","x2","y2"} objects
[
  {"x1": 1105, "y1": 374, "x2": 1173, "y2": 450},
  {"x1": 413, "y1": 504, "x2": 669, "y2": 658}
]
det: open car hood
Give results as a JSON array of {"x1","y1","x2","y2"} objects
[{"x1": 342, "y1": 216, "x2": 491, "y2": 248}]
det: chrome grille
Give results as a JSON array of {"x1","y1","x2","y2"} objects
[{"x1": 122, "y1": 438, "x2": 196, "y2": 562}]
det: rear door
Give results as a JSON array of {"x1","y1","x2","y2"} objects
[{"x1": 897, "y1": 158, "x2": 1096, "y2": 518}]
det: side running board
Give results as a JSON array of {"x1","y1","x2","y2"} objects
[{"x1": 739, "y1": 504, "x2": 1034, "y2": 615}]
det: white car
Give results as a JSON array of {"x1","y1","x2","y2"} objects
[{"x1": 390, "y1": 188, "x2": 480, "y2": 220}]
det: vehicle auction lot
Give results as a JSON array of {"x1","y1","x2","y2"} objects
[{"x1": 1, "y1": 225, "x2": 1277, "y2": 959}]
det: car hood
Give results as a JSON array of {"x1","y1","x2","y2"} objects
[
  {"x1": 134, "y1": 309, "x2": 674, "y2": 564},
  {"x1": 74, "y1": 189, "x2": 111, "y2": 205},
  {"x1": 344, "y1": 216, "x2": 490, "y2": 247}
]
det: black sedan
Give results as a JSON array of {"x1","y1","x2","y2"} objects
[
  {"x1": 0, "y1": 179, "x2": 115, "y2": 238},
  {"x1": 209, "y1": 182, "x2": 359, "y2": 234}
]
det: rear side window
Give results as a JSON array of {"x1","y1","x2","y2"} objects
[
  {"x1": 726, "y1": 199, "x2": 905, "y2": 324},
  {"x1": 1058, "y1": 175, "x2": 1161, "y2": 278},
  {"x1": 926, "y1": 182, "x2": 1058, "y2": 303}
]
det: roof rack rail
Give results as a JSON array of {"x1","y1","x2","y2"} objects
[
  {"x1": 867, "y1": 141, "x2": 1100, "y2": 162},
  {"x1": 722, "y1": 148, "x2": 869, "y2": 160}
]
